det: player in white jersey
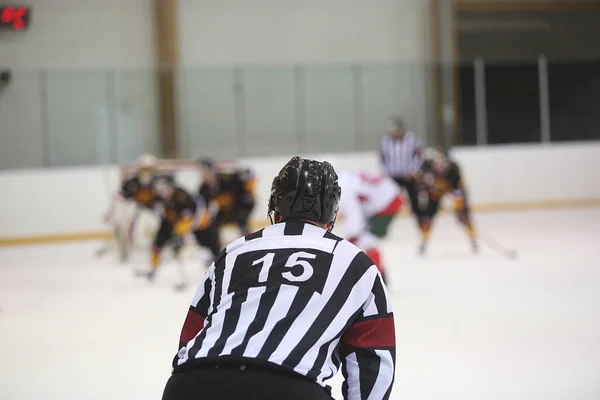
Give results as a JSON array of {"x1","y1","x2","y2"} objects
[{"x1": 337, "y1": 170, "x2": 403, "y2": 283}]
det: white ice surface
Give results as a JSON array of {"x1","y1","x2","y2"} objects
[{"x1": 1, "y1": 209, "x2": 600, "y2": 400}]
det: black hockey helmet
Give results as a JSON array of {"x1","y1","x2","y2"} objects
[
  {"x1": 153, "y1": 174, "x2": 176, "y2": 197},
  {"x1": 390, "y1": 116, "x2": 405, "y2": 130},
  {"x1": 268, "y1": 156, "x2": 341, "y2": 228}
]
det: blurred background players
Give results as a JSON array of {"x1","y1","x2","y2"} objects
[
  {"x1": 198, "y1": 158, "x2": 256, "y2": 236},
  {"x1": 141, "y1": 177, "x2": 221, "y2": 290},
  {"x1": 337, "y1": 170, "x2": 403, "y2": 283},
  {"x1": 416, "y1": 150, "x2": 478, "y2": 255},
  {"x1": 380, "y1": 117, "x2": 423, "y2": 226}
]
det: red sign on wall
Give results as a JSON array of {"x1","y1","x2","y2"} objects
[{"x1": 0, "y1": 6, "x2": 31, "y2": 31}]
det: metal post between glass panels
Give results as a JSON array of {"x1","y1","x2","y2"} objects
[
  {"x1": 106, "y1": 69, "x2": 118, "y2": 163},
  {"x1": 352, "y1": 64, "x2": 364, "y2": 151},
  {"x1": 294, "y1": 65, "x2": 307, "y2": 153},
  {"x1": 538, "y1": 54, "x2": 551, "y2": 143},
  {"x1": 39, "y1": 69, "x2": 50, "y2": 167},
  {"x1": 178, "y1": 68, "x2": 187, "y2": 159},
  {"x1": 439, "y1": 0, "x2": 455, "y2": 150},
  {"x1": 233, "y1": 67, "x2": 247, "y2": 157},
  {"x1": 474, "y1": 56, "x2": 488, "y2": 146}
]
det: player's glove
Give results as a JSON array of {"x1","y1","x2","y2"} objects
[
  {"x1": 207, "y1": 201, "x2": 220, "y2": 218},
  {"x1": 454, "y1": 196, "x2": 466, "y2": 212},
  {"x1": 174, "y1": 217, "x2": 193, "y2": 236},
  {"x1": 196, "y1": 212, "x2": 212, "y2": 231}
]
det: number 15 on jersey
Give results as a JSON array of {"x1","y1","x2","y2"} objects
[{"x1": 229, "y1": 249, "x2": 332, "y2": 294}]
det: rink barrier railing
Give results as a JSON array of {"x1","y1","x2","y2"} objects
[{"x1": 1, "y1": 198, "x2": 599, "y2": 247}]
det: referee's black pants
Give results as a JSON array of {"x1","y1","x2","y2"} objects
[
  {"x1": 393, "y1": 176, "x2": 421, "y2": 223},
  {"x1": 162, "y1": 364, "x2": 333, "y2": 400}
]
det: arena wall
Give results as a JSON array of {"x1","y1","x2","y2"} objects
[
  {"x1": 0, "y1": 0, "x2": 436, "y2": 169},
  {"x1": 0, "y1": 0, "x2": 431, "y2": 69},
  {"x1": 0, "y1": 0, "x2": 158, "y2": 169},
  {"x1": 179, "y1": 0, "x2": 432, "y2": 66},
  {"x1": 0, "y1": 0, "x2": 155, "y2": 68},
  {"x1": 1, "y1": 142, "x2": 600, "y2": 245}
]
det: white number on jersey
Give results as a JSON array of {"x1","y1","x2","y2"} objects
[
  {"x1": 283, "y1": 251, "x2": 316, "y2": 282},
  {"x1": 230, "y1": 249, "x2": 332, "y2": 294},
  {"x1": 252, "y1": 251, "x2": 316, "y2": 283}
]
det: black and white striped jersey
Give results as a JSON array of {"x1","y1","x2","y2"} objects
[
  {"x1": 380, "y1": 132, "x2": 423, "y2": 177},
  {"x1": 173, "y1": 219, "x2": 396, "y2": 399}
]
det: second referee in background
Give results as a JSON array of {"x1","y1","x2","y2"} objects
[
  {"x1": 162, "y1": 157, "x2": 396, "y2": 400},
  {"x1": 380, "y1": 117, "x2": 424, "y2": 224}
]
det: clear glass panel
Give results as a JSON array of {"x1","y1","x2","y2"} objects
[
  {"x1": 361, "y1": 63, "x2": 416, "y2": 151},
  {"x1": 408, "y1": 62, "x2": 433, "y2": 147},
  {"x1": 303, "y1": 65, "x2": 356, "y2": 153},
  {"x1": 114, "y1": 69, "x2": 160, "y2": 163},
  {"x1": 242, "y1": 66, "x2": 298, "y2": 156},
  {"x1": 178, "y1": 68, "x2": 238, "y2": 159},
  {"x1": 0, "y1": 70, "x2": 45, "y2": 169},
  {"x1": 45, "y1": 70, "x2": 112, "y2": 166}
]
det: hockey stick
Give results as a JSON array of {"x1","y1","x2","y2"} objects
[
  {"x1": 96, "y1": 165, "x2": 120, "y2": 259},
  {"x1": 173, "y1": 259, "x2": 190, "y2": 291},
  {"x1": 168, "y1": 235, "x2": 191, "y2": 291},
  {"x1": 133, "y1": 258, "x2": 189, "y2": 291},
  {"x1": 95, "y1": 216, "x2": 129, "y2": 262},
  {"x1": 479, "y1": 232, "x2": 518, "y2": 260},
  {"x1": 95, "y1": 222, "x2": 117, "y2": 259}
]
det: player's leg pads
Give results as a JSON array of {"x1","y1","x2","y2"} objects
[
  {"x1": 235, "y1": 209, "x2": 252, "y2": 234},
  {"x1": 162, "y1": 364, "x2": 333, "y2": 400},
  {"x1": 406, "y1": 181, "x2": 421, "y2": 217},
  {"x1": 193, "y1": 225, "x2": 221, "y2": 258},
  {"x1": 457, "y1": 211, "x2": 470, "y2": 226},
  {"x1": 153, "y1": 219, "x2": 175, "y2": 249},
  {"x1": 395, "y1": 178, "x2": 420, "y2": 218}
]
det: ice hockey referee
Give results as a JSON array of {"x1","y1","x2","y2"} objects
[{"x1": 162, "y1": 157, "x2": 396, "y2": 400}]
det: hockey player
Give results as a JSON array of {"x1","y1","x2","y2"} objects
[
  {"x1": 101, "y1": 153, "x2": 161, "y2": 260},
  {"x1": 103, "y1": 153, "x2": 160, "y2": 223},
  {"x1": 337, "y1": 170, "x2": 403, "y2": 283},
  {"x1": 198, "y1": 158, "x2": 256, "y2": 236},
  {"x1": 416, "y1": 150, "x2": 478, "y2": 255},
  {"x1": 118, "y1": 153, "x2": 160, "y2": 209},
  {"x1": 144, "y1": 177, "x2": 221, "y2": 286}
]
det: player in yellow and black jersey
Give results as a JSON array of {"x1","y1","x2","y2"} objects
[
  {"x1": 143, "y1": 177, "x2": 221, "y2": 287},
  {"x1": 116, "y1": 154, "x2": 160, "y2": 209},
  {"x1": 198, "y1": 159, "x2": 256, "y2": 236},
  {"x1": 119, "y1": 174, "x2": 157, "y2": 209},
  {"x1": 416, "y1": 150, "x2": 478, "y2": 255}
]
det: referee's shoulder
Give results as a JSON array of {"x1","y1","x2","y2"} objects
[{"x1": 405, "y1": 131, "x2": 418, "y2": 141}]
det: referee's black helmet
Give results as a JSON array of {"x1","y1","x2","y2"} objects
[{"x1": 268, "y1": 156, "x2": 341, "y2": 228}]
